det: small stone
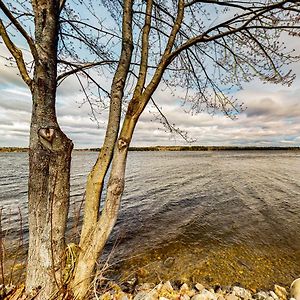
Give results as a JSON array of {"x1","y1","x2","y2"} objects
[
  {"x1": 195, "y1": 283, "x2": 205, "y2": 292},
  {"x1": 116, "y1": 292, "x2": 130, "y2": 300},
  {"x1": 159, "y1": 297, "x2": 170, "y2": 300},
  {"x1": 200, "y1": 289, "x2": 217, "y2": 300},
  {"x1": 274, "y1": 285, "x2": 287, "y2": 300},
  {"x1": 254, "y1": 291, "x2": 268, "y2": 300},
  {"x1": 192, "y1": 295, "x2": 206, "y2": 300},
  {"x1": 187, "y1": 289, "x2": 197, "y2": 298},
  {"x1": 270, "y1": 291, "x2": 279, "y2": 300},
  {"x1": 100, "y1": 291, "x2": 112, "y2": 300},
  {"x1": 162, "y1": 281, "x2": 173, "y2": 293},
  {"x1": 225, "y1": 294, "x2": 239, "y2": 300},
  {"x1": 181, "y1": 295, "x2": 191, "y2": 300},
  {"x1": 180, "y1": 283, "x2": 189, "y2": 293},
  {"x1": 217, "y1": 296, "x2": 225, "y2": 300},
  {"x1": 232, "y1": 286, "x2": 252, "y2": 299},
  {"x1": 291, "y1": 278, "x2": 300, "y2": 300},
  {"x1": 133, "y1": 291, "x2": 157, "y2": 300}
]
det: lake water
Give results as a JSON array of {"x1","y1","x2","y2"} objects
[{"x1": 1, "y1": 151, "x2": 300, "y2": 289}]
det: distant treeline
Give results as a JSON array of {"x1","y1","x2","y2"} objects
[
  {"x1": 81, "y1": 146, "x2": 300, "y2": 152},
  {"x1": 0, "y1": 147, "x2": 28, "y2": 152},
  {"x1": 1, "y1": 146, "x2": 300, "y2": 152}
]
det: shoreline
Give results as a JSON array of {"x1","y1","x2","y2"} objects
[
  {"x1": 1, "y1": 279, "x2": 294, "y2": 300},
  {"x1": 0, "y1": 146, "x2": 299, "y2": 153}
]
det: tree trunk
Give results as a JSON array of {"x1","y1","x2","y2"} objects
[
  {"x1": 26, "y1": 2, "x2": 73, "y2": 298},
  {"x1": 80, "y1": 0, "x2": 134, "y2": 243},
  {"x1": 71, "y1": 116, "x2": 136, "y2": 299}
]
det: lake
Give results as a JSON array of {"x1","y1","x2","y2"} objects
[{"x1": 1, "y1": 150, "x2": 300, "y2": 289}]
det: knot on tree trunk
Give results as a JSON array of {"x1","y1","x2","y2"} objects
[
  {"x1": 108, "y1": 178, "x2": 124, "y2": 196},
  {"x1": 38, "y1": 127, "x2": 73, "y2": 152},
  {"x1": 38, "y1": 127, "x2": 55, "y2": 150},
  {"x1": 118, "y1": 138, "x2": 129, "y2": 150}
]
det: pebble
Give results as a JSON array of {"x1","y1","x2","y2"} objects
[
  {"x1": 254, "y1": 291, "x2": 268, "y2": 300},
  {"x1": 195, "y1": 283, "x2": 205, "y2": 292},
  {"x1": 133, "y1": 291, "x2": 156, "y2": 300},
  {"x1": 225, "y1": 294, "x2": 239, "y2": 300},
  {"x1": 98, "y1": 280, "x2": 295, "y2": 300},
  {"x1": 161, "y1": 281, "x2": 173, "y2": 293},
  {"x1": 180, "y1": 283, "x2": 190, "y2": 293},
  {"x1": 274, "y1": 285, "x2": 287, "y2": 300},
  {"x1": 270, "y1": 291, "x2": 279, "y2": 300},
  {"x1": 232, "y1": 286, "x2": 252, "y2": 299}
]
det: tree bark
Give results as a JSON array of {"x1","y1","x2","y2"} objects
[
  {"x1": 72, "y1": 115, "x2": 136, "y2": 299},
  {"x1": 26, "y1": 1, "x2": 73, "y2": 298},
  {"x1": 80, "y1": 0, "x2": 134, "y2": 243}
]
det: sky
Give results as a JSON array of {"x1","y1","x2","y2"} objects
[{"x1": 0, "y1": 5, "x2": 300, "y2": 148}]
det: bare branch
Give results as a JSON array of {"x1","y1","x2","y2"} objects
[
  {"x1": 0, "y1": 19, "x2": 33, "y2": 89},
  {"x1": 0, "y1": 0, "x2": 37, "y2": 59},
  {"x1": 57, "y1": 60, "x2": 117, "y2": 83}
]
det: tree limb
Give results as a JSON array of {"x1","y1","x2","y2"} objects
[
  {"x1": 0, "y1": 0, "x2": 38, "y2": 59},
  {"x1": 57, "y1": 60, "x2": 117, "y2": 83},
  {"x1": 0, "y1": 19, "x2": 33, "y2": 89}
]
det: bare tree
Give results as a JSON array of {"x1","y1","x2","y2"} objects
[
  {"x1": 1, "y1": 0, "x2": 300, "y2": 299},
  {"x1": 0, "y1": 0, "x2": 115, "y2": 298},
  {"x1": 72, "y1": 0, "x2": 300, "y2": 298}
]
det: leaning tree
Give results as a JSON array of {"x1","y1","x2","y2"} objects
[{"x1": 0, "y1": 0, "x2": 300, "y2": 299}]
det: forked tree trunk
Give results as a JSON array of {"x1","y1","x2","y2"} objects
[
  {"x1": 26, "y1": 2, "x2": 73, "y2": 298},
  {"x1": 71, "y1": 116, "x2": 136, "y2": 299}
]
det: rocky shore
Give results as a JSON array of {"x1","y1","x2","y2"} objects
[
  {"x1": 99, "y1": 280, "x2": 299, "y2": 300},
  {"x1": 2, "y1": 279, "x2": 300, "y2": 300}
]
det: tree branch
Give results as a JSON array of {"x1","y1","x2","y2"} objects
[
  {"x1": 0, "y1": 0, "x2": 37, "y2": 59},
  {"x1": 57, "y1": 60, "x2": 117, "y2": 83},
  {"x1": 0, "y1": 19, "x2": 33, "y2": 89}
]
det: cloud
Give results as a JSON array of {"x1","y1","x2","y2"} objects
[{"x1": 0, "y1": 40, "x2": 300, "y2": 148}]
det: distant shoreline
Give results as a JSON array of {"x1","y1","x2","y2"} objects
[{"x1": 1, "y1": 146, "x2": 299, "y2": 152}]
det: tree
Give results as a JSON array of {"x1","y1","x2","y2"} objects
[
  {"x1": 0, "y1": 0, "x2": 115, "y2": 298},
  {"x1": 1, "y1": 0, "x2": 299, "y2": 299}
]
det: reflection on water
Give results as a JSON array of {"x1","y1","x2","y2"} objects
[{"x1": 0, "y1": 150, "x2": 300, "y2": 288}]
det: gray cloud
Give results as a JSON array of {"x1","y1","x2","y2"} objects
[{"x1": 1, "y1": 45, "x2": 300, "y2": 148}]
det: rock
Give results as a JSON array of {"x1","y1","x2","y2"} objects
[
  {"x1": 270, "y1": 291, "x2": 279, "y2": 300},
  {"x1": 192, "y1": 290, "x2": 216, "y2": 300},
  {"x1": 181, "y1": 294, "x2": 191, "y2": 300},
  {"x1": 199, "y1": 289, "x2": 217, "y2": 300},
  {"x1": 195, "y1": 283, "x2": 205, "y2": 292},
  {"x1": 291, "y1": 278, "x2": 300, "y2": 300},
  {"x1": 232, "y1": 286, "x2": 252, "y2": 299},
  {"x1": 192, "y1": 295, "x2": 206, "y2": 300},
  {"x1": 217, "y1": 296, "x2": 225, "y2": 300},
  {"x1": 161, "y1": 281, "x2": 173, "y2": 293},
  {"x1": 134, "y1": 291, "x2": 157, "y2": 300},
  {"x1": 180, "y1": 283, "x2": 189, "y2": 293},
  {"x1": 254, "y1": 291, "x2": 268, "y2": 300},
  {"x1": 274, "y1": 285, "x2": 287, "y2": 300},
  {"x1": 100, "y1": 291, "x2": 112, "y2": 300},
  {"x1": 116, "y1": 292, "x2": 130, "y2": 300},
  {"x1": 225, "y1": 294, "x2": 239, "y2": 300},
  {"x1": 187, "y1": 289, "x2": 197, "y2": 298},
  {"x1": 159, "y1": 297, "x2": 170, "y2": 300}
]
